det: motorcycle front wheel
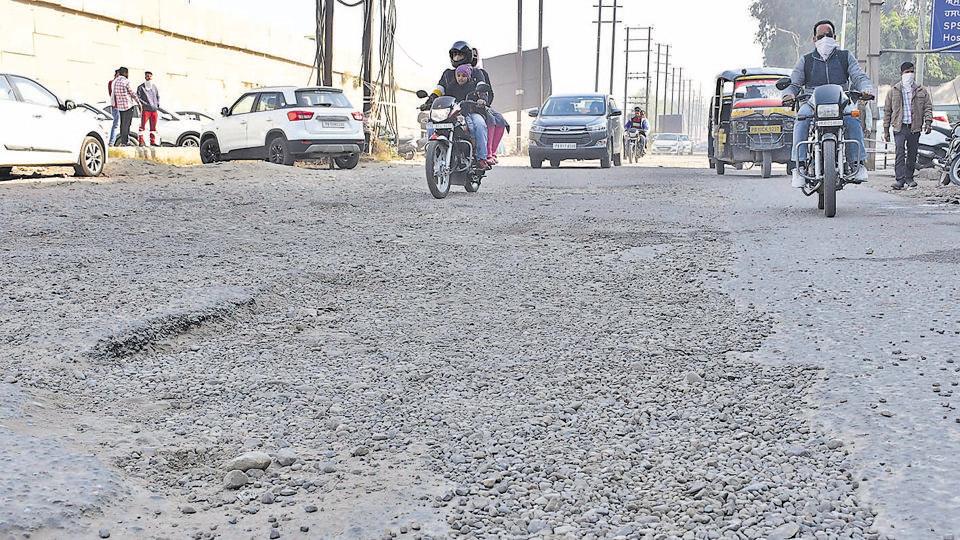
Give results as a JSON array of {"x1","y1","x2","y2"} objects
[
  {"x1": 948, "y1": 154, "x2": 960, "y2": 186},
  {"x1": 822, "y1": 139, "x2": 838, "y2": 218},
  {"x1": 425, "y1": 141, "x2": 451, "y2": 199}
]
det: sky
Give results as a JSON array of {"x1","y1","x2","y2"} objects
[{"x1": 190, "y1": 0, "x2": 764, "y2": 105}]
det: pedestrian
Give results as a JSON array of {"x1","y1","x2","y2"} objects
[
  {"x1": 884, "y1": 61, "x2": 933, "y2": 190},
  {"x1": 136, "y1": 71, "x2": 161, "y2": 146},
  {"x1": 107, "y1": 69, "x2": 121, "y2": 146},
  {"x1": 111, "y1": 67, "x2": 140, "y2": 147}
]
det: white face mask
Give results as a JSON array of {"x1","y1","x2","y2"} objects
[
  {"x1": 815, "y1": 36, "x2": 839, "y2": 59},
  {"x1": 901, "y1": 73, "x2": 915, "y2": 87}
]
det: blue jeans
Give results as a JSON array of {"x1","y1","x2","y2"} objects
[
  {"x1": 792, "y1": 103, "x2": 866, "y2": 166},
  {"x1": 109, "y1": 108, "x2": 121, "y2": 145},
  {"x1": 465, "y1": 113, "x2": 488, "y2": 161}
]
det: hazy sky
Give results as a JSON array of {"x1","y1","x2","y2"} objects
[{"x1": 191, "y1": 0, "x2": 764, "y2": 102}]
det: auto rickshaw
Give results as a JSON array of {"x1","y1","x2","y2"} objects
[{"x1": 708, "y1": 68, "x2": 795, "y2": 178}]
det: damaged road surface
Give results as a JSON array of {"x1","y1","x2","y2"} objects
[{"x1": 1, "y1": 158, "x2": 958, "y2": 539}]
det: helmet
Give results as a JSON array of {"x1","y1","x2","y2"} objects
[
  {"x1": 633, "y1": 107, "x2": 642, "y2": 113},
  {"x1": 470, "y1": 48, "x2": 480, "y2": 67},
  {"x1": 449, "y1": 41, "x2": 474, "y2": 67}
]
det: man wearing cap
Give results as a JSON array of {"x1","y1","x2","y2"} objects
[{"x1": 884, "y1": 61, "x2": 933, "y2": 190}]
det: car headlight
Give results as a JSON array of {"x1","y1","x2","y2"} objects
[
  {"x1": 430, "y1": 107, "x2": 453, "y2": 122},
  {"x1": 733, "y1": 121, "x2": 748, "y2": 132},
  {"x1": 817, "y1": 104, "x2": 840, "y2": 118},
  {"x1": 587, "y1": 122, "x2": 607, "y2": 132},
  {"x1": 530, "y1": 124, "x2": 546, "y2": 134}
]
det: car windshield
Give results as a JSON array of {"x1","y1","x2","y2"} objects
[
  {"x1": 296, "y1": 90, "x2": 352, "y2": 108},
  {"x1": 541, "y1": 96, "x2": 606, "y2": 116},
  {"x1": 656, "y1": 134, "x2": 680, "y2": 141},
  {"x1": 733, "y1": 78, "x2": 785, "y2": 108}
]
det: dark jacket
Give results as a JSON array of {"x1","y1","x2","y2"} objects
[
  {"x1": 785, "y1": 49, "x2": 874, "y2": 96},
  {"x1": 438, "y1": 73, "x2": 479, "y2": 102}
]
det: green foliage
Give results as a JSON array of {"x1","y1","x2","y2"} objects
[{"x1": 749, "y1": 0, "x2": 838, "y2": 68}]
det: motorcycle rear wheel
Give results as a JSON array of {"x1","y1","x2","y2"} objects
[
  {"x1": 425, "y1": 141, "x2": 451, "y2": 199},
  {"x1": 949, "y1": 154, "x2": 960, "y2": 186}
]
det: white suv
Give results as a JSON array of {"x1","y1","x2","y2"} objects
[
  {"x1": 95, "y1": 103, "x2": 203, "y2": 147},
  {"x1": 200, "y1": 86, "x2": 365, "y2": 169},
  {"x1": 0, "y1": 73, "x2": 107, "y2": 177}
]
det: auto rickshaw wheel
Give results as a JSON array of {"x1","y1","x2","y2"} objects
[
  {"x1": 761, "y1": 152, "x2": 772, "y2": 178},
  {"x1": 715, "y1": 160, "x2": 725, "y2": 175}
]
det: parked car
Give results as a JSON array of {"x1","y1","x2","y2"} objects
[
  {"x1": 176, "y1": 110, "x2": 215, "y2": 123},
  {"x1": 0, "y1": 73, "x2": 107, "y2": 177},
  {"x1": 78, "y1": 103, "x2": 139, "y2": 146},
  {"x1": 651, "y1": 133, "x2": 694, "y2": 155},
  {"x1": 199, "y1": 86, "x2": 365, "y2": 168},
  {"x1": 95, "y1": 102, "x2": 202, "y2": 147},
  {"x1": 527, "y1": 93, "x2": 624, "y2": 169}
]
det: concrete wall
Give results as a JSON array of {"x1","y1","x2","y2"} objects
[{"x1": 0, "y1": 0, "x2": 423, "y2": 135}]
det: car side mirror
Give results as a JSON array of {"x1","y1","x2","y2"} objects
[
  {"x1": 221, "y1": 107, "x2": 230, "y2": 117},
  {"x1": 528, "y1": 108, "x2": 539, "y2": 117},
  {"x1": 609, "y1": 109, "x2": 622, "y2": 118},
  {"x1": 416, "y1": 90, "x2": 429, "y2": 99},
  {"x1": 63, "y1": 99, "x2": 76, "y2": 110},
  {"x1": 775, "y1": 77, "x2": 792, "y2": 90}
]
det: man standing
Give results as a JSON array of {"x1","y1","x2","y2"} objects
[
  {"x1": 107, "y1": 69, "x2": 121, "y2": 146},
  {"x1": 884, "y1": 62, "x2": 933, "y2": 190},
  {"x1": 136, "y1": 71, "x2": 160, "y2": 146},
  {"x1": 783, "y1": 20, "x2": 875, "y2": 188},
  {"x1": 111, "y1": 67, "x2": 140, "y2": 147}
]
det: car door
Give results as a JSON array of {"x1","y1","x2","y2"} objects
[
  {"x1": 217, "y1": 93, "x2": 257, "y2": 153},
  {"x1": 0, "y1": 75, "x2": 26, "y2": 166},
  {"x1": 608, "y1": 97, "x2": 623, "y2": 154},
  {"x1": 7, "y1": 75, "x2": 73, "y2": 165},
  {"x1": 248, "y1": 92, "x2": 287, "y2": 150}
]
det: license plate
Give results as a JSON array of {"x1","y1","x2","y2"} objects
[
  {"x1": 749, "y1": 125, "x2": 782, "y2": 134},
  {"x1": 432, "y1": 123, "x2": 453, "y2": 130},
  {"x1": 552, "y1": 143, "x2": 577, "y2": 150},
  {"x1": 322, "y1": 121, "x2": 346, "y2": 129},
  {"x1": 817, "y1": 119, "x2": 844, "y2": 127}
]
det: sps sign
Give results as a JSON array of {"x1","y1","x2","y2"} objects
[{"x1": 931, "y1": 0, "x2": 960, "y2": 51}]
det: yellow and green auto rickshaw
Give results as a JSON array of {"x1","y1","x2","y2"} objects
[{"x1": 708, "y1": 68, "x2": 795, "y2": 178}]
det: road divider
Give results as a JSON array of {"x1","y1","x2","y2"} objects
[{"x1": 108, "y1": 146, "x2": 201, "y2": 166}]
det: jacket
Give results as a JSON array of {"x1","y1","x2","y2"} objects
[
  {"x1": 136, "y1": 83, "x2": 160, "y2": 113},
  {"x1": 785, "y1": 49, "x2": 874, "y2": 96},
  {"x1": 884, "y1": 82, "x2": 933, "y2": 134}
]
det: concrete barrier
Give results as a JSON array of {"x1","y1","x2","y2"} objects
[{"x1": 109, "y1": 146, "x2": 201, "y2": 166}]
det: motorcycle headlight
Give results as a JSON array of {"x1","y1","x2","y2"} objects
[
  {"x1": 733, "y1": 121, "x2": 748, "y2": 132},
  {"x1": 587, "y1": 122, "x2": 607, "y2": 132},
  {"x1": 430, "y1": 107, "x2": 453, "y2": 123},
  {"x1": 530, "y1": 124, "x2": 546, "y2": 134},
  {"x1": 817, "y1": 104, "x2": 840, "y2": 118}
]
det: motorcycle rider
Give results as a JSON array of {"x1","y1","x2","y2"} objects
[
  {"x1": 624, "y1": 108, "x2": 649, "y2": 155},
  {"x1": 426, "y1": 41, "x2": 491, "y2": 169},
  {"x1": 782, "y1": 20, "x2": 874, "y2": 188}
]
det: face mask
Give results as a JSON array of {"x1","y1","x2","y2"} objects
[
  {"x1": 815, "y1": 36, "x2": 838, "y2": 59},
  {"x1": 902, "y1": 73, "x2": 915, "y2": 86}
]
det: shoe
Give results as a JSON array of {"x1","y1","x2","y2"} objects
[
  {"x1": 891, "y1": 182, "x2": 904, "y2": 190},
  {"x1": 477, "y1": 160, "x2": 491, "y2": 171},
  {"x1": 791, "y1": 167, "x2": 805, "y2": 188},
  {"x1": 907, "y1": 180, "x2": 918, "y2": 188},
  {"x1": 487, "y1": 155, "x2": 498, "y2": 165},
  {"x1": 941, "y1": 174, "x2": 951, "y2": 186},
  {"x1": 852, "y1": 164, "x2": 869, "y2": 183}
]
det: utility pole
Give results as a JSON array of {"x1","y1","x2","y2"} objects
[
  {"x1": 361, "y1": 0, "x2": 373, "y2": 151},
  {"x1": 516, "y1": 0, "x2": 524, "y2": 154},
  {"x1": 624, "y1": 27, "x2": 631, "y2": 109},
  {"x1": 609, "y1": 0, "x2": 619, "y2": 94},
  {"x1": 593, "y1": 1, "x2": 621, "y2": 93},
  {"x1": 676, "y1": 67, "x2": 683, "y2": 115},
  {"x1": 538, "y1": 0, "x2": 545, "y2": 107},
  {"x1": 623, "y1": 26, "x2": 653, "y2": 111},
  {"x1": 857, "y1": 0, "x2": 883, "y2": 170},
  {"x1": 317, "y1": 0, "x2": 335, "y2": 86},
  {"x1": 839, "y1": 0, "x2": 849, "y2": 50},
  {"x1": 653, "y1": 43, "x2": 661, "y2": 132},
  {"x1": 645, "y1": 28, "x2": 652, "y2": 112},
  {"x1": 916, "y1": 0, "x2": 927, "y2": 85},
  {"x1": 594, "y1": 0, "x2": 604, "y2": 92},
  {"x1": 662, "y1": 45, "x2": 671, "y2": 125},
  {"x1": 669, "y1": 67, "x2": 676, "y2": 115}
]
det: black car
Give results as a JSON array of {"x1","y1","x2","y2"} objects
[{"x1": 527, "y1": 93, "x2": 624, "y2": 169}]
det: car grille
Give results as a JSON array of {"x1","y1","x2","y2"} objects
[{"x1": 540, "y1": 127, "x2": 591, "y2": 145}]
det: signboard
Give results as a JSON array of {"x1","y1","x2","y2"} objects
[
  {"x1": 483, "y1": 48, "x2": 552, "y2": 112},
  {"x1": 930, "y1": 0, "x2": 960, "y2": 52},
  {"x1": 658, "y1": 114, "x2": 683, "y2": 134}
]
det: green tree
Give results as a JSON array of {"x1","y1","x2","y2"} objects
[{"x1": 749, "y1": 0, "x2": 838, "y2": 68}]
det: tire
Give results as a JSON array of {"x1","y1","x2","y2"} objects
[
  {"x1": 73, "y1": 136, "x2": 105, "y2": 177},
  {"x1": 600, "y1": 141, "x2": 612, "y2": 169},
  {"x1": 334, "y1": 153, "x2": 360, "y2": 170},
  {"x1": 948, "y1": 154, "x2": 960, "y2": 186},
  {"x1": 178, "y1": 134, "x2": 200, "y2": 148},
  {"x1": 200, "y1": 137, "x2": 221, "y2": 164},
  {"x1": 613, "y1": 152, "x2": 622, "y2": 166},
  {"x1": 627, "y1": 142, "x2": 634, "y2": 164},
  {"x1": 786, "y1": 162, "x2": 795, "y2": 175},
  {"x1": 425, "y1": 140, "x2": 451, "y2": 199},
  {"x1": 0, "y1": 167, "x2": 12, "y2": 178},
  {"x1": 818, "y1": 189, "x2": 825, "y2": 210},
  {"x1": 464, "y1": 176, "x2": 481, "y2": 193},
  {"x1": 761, "y1": 152, "x2": 772, "y2": 178},
  {"x1": 530, "y1": 156, "x2": 543, "y2": 169},
  {"x1": 267, "y1": 135, "x2": 295, "y2": 166},
  {"x1": 822, "y1": 138, "x2": 838, "y2": 218},
  {"x1": 551, "y1": 159, "x2": 561, "y2": 168},
  {"x1": 715, "y1": 160, "x2": 725, "y2": 175}
]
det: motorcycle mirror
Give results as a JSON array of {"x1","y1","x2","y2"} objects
[
  {"x1": 416, "y1": 90, "x2": 429, "y2": 99},
  {"x1": 775, "y1": 77, "x2": 792, "y2": 91}
]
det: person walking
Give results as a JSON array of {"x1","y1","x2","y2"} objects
[
  {"x1": 111, "y1": 67, "x2": 140, "y2": 147},
  {"x1": 884, "y1": 61, "x2": 933, "y2": 190},
  {"x1": 136, "y1": 71, "x2": 161, "y2": 146},
  {"x1": 107, "y1": 69, "x2": 121, "y2": 146}
]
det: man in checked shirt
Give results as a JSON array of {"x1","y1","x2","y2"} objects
[{"x1": 111, "y1": 67, "x2": 141, "y2": 147}]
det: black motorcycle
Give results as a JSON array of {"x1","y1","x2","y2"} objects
[
  {"x1": 934, "y1": 121, "x2": 960, "y2": 186},
  {"x1": 416, "y1": 90, "x2": 486, "y2": 199},
  {"x1": 625, "y1": 128, "x2": 646, "y2": 163},
  {"x1": 778, "y1": 78, "x2": 873, "y2": 218}
]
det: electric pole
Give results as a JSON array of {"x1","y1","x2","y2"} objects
[
  {"x1": 676, "y1": 67, "x2": 683, "y2": 115},
  {"x1": 593, "y1": 1, "x2": 621, "y2": 93},
  {"x1": 916, "y1": 0, "x2": 927, "y2": 85},
  {"x1": 623, "y1": 26, "x2": 653, "y2": 112},
  {"x1": 316, "y1": 0, "x2": 335, "y2": 86},
  {"x1": 538, "y1": 0, "x2": 545, "y2": 107},
  {"x1": 662, "y1": 45, "x2": 671, "y2": 125},
  {"x1": 594, "y1": 0, "x2": 604, "y2": 92},
  {"x1": 653, "y1": 43, "x2": 661, "y2": 131},
  {"x1": 669, "y1": 67, "x2": 676, "y2": 115},
  {"x1": 857, "y1": 0, "x2": 882, "y2": 169},
  {"x1": 516, "y1": 0, "x2": 524, "y2": 154},
  {"x1": 609, "y1": 0, "x2": 619, "y2": 94}
]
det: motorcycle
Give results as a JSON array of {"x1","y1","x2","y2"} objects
[
  {"x1": 416, "y1": 90, "x2": 487, "y2": 199},
  {"x1": 934, "y1": 121, "x2": 960, "y2": 186},
  {"x1": 777, "y1": 78, "x2": 873, "y2": 218},
  {"x1": 625, "y1": 128, "x2": 646, "y2": 163}
]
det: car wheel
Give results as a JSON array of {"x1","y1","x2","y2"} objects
[
  {"x1": 73, "y1": 136, "x2": 106, "y2": 177},
  {"x1": 600, "y1": 141, "x2": 612, "y2": 169},
  {"x1": 268, "y1": 135, "x2": 295, "y2": 166},
  {"x1": 334, "y1": 153, "x2": 360, "y2": 169},
  {"x1": 530, "y1": 156, "x2": 543, "y2": 168},
  {"x1": 0, "y1": 167, "x2": 12, "y2": 178},
  {"x1": 550, "y1": 159, "x2": 561, "y2": 168},
  {"x1": 200, "y1": 138, "x2": 222, "y2": 164},
  {"x1": 613, "y1": 152, "x2": 622, "y2": 167},
  {"x1": 179, "y1": 134, "x2": 200, "y2": 147}
]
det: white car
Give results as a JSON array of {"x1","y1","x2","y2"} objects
[
  {"x1": 96, "y1": 102, "x2": 202, "y2": 147},
  {"x1": 651, "y1": 133, "x2": 694, "y2": 155},
  {"x1": 200, "y1": 86, "x2": 365, "y2": 169},
  {"x1": 0, "y1": 73, "x2": 107, "y2": 177}
]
